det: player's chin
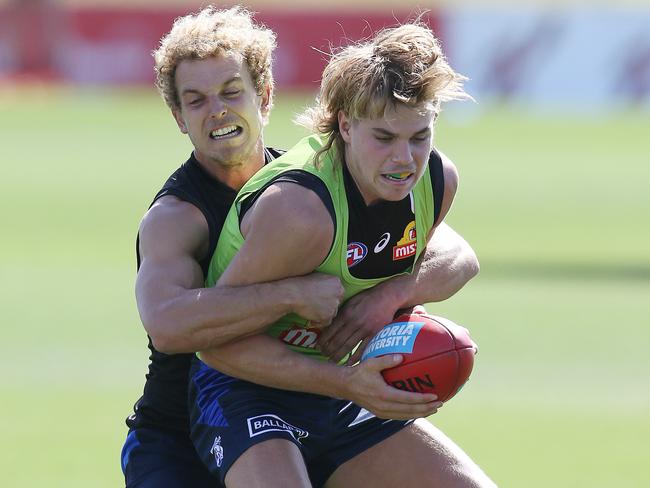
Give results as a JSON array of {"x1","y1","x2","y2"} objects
[
  {"x1": 205, "y1": 140, "x2": 250, "y2": 164},
  {"x1": 207, "y1": 135, "x2": 244, "y2": 151},
  {"x1": 380, "y1": 186, "x2": 413, "y2": 202}
]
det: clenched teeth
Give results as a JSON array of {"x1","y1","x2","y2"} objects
[
  {"x1": 384, "y1": 172, "x2": 412, "y2": 181},
  {"x1": 210, "y1": 126, "x2": 239, "y2": 138}
]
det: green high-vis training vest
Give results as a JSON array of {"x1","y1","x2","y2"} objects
[{"x1": 206, "y1": 134, "x2": 435, "y2": 360}]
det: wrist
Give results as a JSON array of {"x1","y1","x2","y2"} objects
[
  {"x1": 376, "y1": 275, "x2": 412, "y2": 313},
  {"x1": 264, "y1": 279, "x2": 302, "y2": 317},
  {"x1": 313, "y1": 361, "x2": 351, "y2": 399},
  {"x1": 278, "y1": 275, "x2": 328, "y2": 318}
]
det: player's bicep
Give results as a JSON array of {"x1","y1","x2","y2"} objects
[
  {"x1": 217, "y1": 183, "x2": 334, "y2": 287},
  {"x1": 137, "y1": 251, "x2": 204, "y2": 304},
  {"x1": 136, "y1": 199, "x2": 208, "y2": 311}
]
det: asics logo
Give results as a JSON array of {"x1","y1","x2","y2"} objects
[{"x1": 374, "y1": 233, "x2": 391, "y2": 253}]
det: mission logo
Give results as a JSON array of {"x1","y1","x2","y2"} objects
[
  {"x1": 393, "y1": 221, "x2": 417, "y2": 260},
  {"x1": 278, "y1": 326, "x2": 321, "y2": 348}
]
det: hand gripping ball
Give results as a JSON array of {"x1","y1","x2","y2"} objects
[{"x1": 361, "y1": 313, "x2": 477, "y2": 402}]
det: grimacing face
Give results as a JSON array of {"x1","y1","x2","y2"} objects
[
  {"x1": 172, "y1": 54, "x2": 270, "y2": 172},
  {"x1": 338, "y1": 103, "x2": 435, "y2": 206}
]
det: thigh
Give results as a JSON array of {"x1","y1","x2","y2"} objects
[
  {"x1": 225, "y1": 438, "x2": 311, "y2": 488},
  {"x1": 122, "y1": 428, "x2": 216, "y2": 488},
  {"x1": 306, "y1": 400, "x2": 412, "y2": 486},
  {"x1": 324, "y1": 418, "x2": 496, "y2": 488},
  {"x1": 190, "y1": 362, "x2": 326, "y2": 486}
]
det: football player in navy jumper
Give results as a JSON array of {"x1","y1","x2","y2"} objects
[{"x1": 121, "y1": 6, "x2": 480, "y2": 487}]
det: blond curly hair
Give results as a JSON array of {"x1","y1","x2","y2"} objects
[
  {"x1": 297, "y1": 21, "x2": 470, "y2": 164},
  {"x1": 153, "y1": 6, "x2": 276, "y2": 112}
]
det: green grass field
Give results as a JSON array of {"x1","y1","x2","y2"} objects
[{"x1": 1, "y1": 87, "x2": 649, "y2": 487}]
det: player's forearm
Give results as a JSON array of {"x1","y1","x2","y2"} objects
[
  {"x1": 378, "y1": 224, "x2": 479, "y2": 309},
  {"x1": 199, "y1": 335, "x2": 349, "y2": 398},
  {"x1": 141, "y1": 280, "x2": 306, "y2": 354}
]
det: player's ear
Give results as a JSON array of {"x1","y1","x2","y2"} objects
[
  {"x1": 172, "y1": 109, "x2": 188, "y2": 134},
  {"x1": 338, "y1": 111, "x2": 352, "y2": 143},
  {"x1": 260, "y1": 84, "x2": 272, "y2": 119}
]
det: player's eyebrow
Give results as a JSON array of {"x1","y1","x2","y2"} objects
[
  {"x1": 180, "y1": 76, "x2": 244, "y2": 97},
  {"x1": 372, "y1": 128, "x2": 394, "y2": 136},
  {"x1": 372, "y1": 127, "x2": 431, "y2": 137},
  {"x1": 223, "y1": 75, "x2": 243, "y2": 84},
  {"x1": 220, "y1": 75, "x2": 246, "y2": 90},
  {"x1": 180, "y1": 88, "x2": 204, "y2": 97}
]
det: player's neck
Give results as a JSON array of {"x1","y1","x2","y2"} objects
[{"x1": 194, "y1": 142, "x2": 265, "y2": 191}]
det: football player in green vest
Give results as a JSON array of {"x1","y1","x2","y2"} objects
[
  {"x1": 190, "y1": 20, "x2": 495, "y2": 488},
  {"x1": 124, "y1": 6, "x2": 479, "y2": 488}
]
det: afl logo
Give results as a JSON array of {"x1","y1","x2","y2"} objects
[{"x1": 347, "y1": 242, "x2": 368, "y2": 267}]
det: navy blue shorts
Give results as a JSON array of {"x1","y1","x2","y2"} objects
[
  {"x1": 189, "y1": 360, "x2": 412, "y2": 487},
  {"x1": 121, "y1": 427, "x2": 216, "y2": 488}
]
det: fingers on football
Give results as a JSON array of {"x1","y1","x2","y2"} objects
[
  {"x1": 380, "y1": 383, "x2": 439, "y2": 405},
  {"x1": 394, "y1": 304, "x2": 427, "y2": 319},
  {"x1": 363, "y1": 354, "x2": 403, "y2": 371},
  {"x1": 371, "y1": 399, "x2": 443, "y2": 420}
]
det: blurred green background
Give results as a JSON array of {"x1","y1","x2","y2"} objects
[{"x1": 1, "y1": 87, "x2": 649, "y2": 487}]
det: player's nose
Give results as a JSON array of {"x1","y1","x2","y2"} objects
[
  {"x1": 391, "y1": 140, "x2": 413, "y2": 164},
  {"x1": 207, "y1": 95, "x2": 227, "y2": 118}
]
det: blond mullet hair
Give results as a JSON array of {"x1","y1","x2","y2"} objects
[
  {"x1": 153, "y1": 6, "x2": 276, "y2": 112},
  {"x1": 298, "y1": 21, "x2": 470, "y2": 165}
]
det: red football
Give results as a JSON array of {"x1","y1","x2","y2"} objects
[{"x1": 361, "y1": 313, "x2": 477, "y2": 402}]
